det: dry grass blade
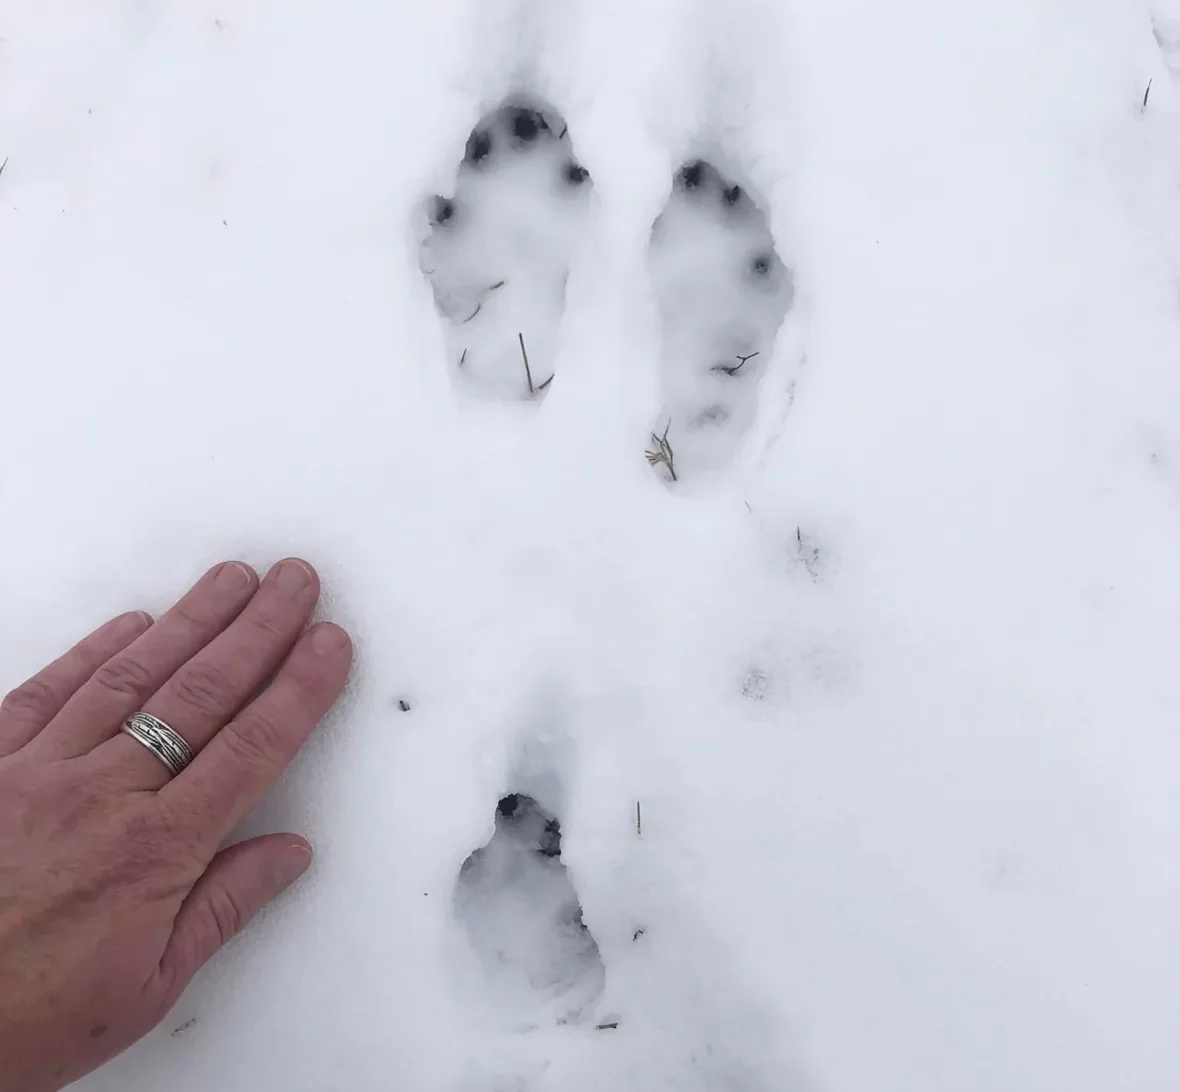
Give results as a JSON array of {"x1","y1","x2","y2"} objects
[
  {"x1": 645, "y1": 422, "x2": 678, "y2": 481},
  {"x1": 518, "y1": 332, "x2": 535, "y2": 394},
  {"x1": 461, "y1": 280, "x2": 506, "y2": 324}
]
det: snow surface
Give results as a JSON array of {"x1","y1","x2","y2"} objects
[{"x1": 2, "y1": 0, "x2": 1180, "y2": 1089}]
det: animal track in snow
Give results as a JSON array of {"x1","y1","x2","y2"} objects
[
  {"x1": 454, "y1": 793, "x2": 605, "y2": 1030},
  {"x1": 647, "y1": 160, "x2": 793, "y2": 482},
  {"x1": 420, "y1": 101, "x2": 592, "y2": 400}
]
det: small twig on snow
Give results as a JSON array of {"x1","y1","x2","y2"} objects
[
  {"x1": 636, "y1": 801, "x2": 642, "y2": 836},
  {"x1": 1144, "y1": 79, "x2": 1153, "y2": 111},
  {"x1": 0, "y1": 157, "x2": 7, "y2": 178},
  {"x1": 714, "y1": 351, "x2": 759, "y2": 376}
]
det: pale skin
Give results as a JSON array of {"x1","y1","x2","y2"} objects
[{"x1": 0, "y1": 558, "x2": 353, "y2": 1092}]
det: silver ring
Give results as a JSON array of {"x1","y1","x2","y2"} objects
[{"x1": 121, "y1": 712, "x2": 195, "y2": 778}]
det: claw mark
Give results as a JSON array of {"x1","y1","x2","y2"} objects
[
  {"x1": 680, "y1": 161, "x2": 705, "y2": 189},
  {"x1": 512, "y1": 109, "x2": 541, "y2": 142},
  {"x1": 465, "y1": 129, "x2": 492, "y2": 165}
]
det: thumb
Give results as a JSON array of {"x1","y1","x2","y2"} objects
[{"x1": 158, "y1": 835, "x2": 312, "y2": 993}]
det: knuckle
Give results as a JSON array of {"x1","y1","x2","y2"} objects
[
  {"x1": 205, "y1": 884, "x2": 249, "y2": 946},
  {"x1": 220, "y1": 710, "x2": 287, "y2": 773},
  {"x1": 245, "y1": 602, "x2": 290, "y2": 642},
  {"x1": 172, "y1": 593, "x2": 214, "y2": 631},
  {"x1": 91, "y1": 656, "x2": 156, "y2": 703},
  {"x1": 169, "y1": 661, "x2": 238, "y2": 720},
  {"x1": 281, "y1": 662, "x2": 322, "y2": 705},
  {"x1": 0, "y1": 675, "x2": 60, "y2": 722}
]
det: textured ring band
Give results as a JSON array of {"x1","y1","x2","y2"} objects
[{"x1": 120, "y1": 712, "x2": 195, "y2": 778}]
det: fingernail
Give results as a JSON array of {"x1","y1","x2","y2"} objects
[
  {"x1": 272, "y1": 843, "x2": 313, "y2": 890},
  {"x1": 273, "y1": 558, "x2": 314, "y2": 595},
  {"x1": 115, "y1": 610, "x2": 153, "y2": 636},
  {"x1": 213, "y1": 561, "x2": 253, "y2": 594},
  {"x1": 309, "y1": 623, "x2": 349, "y2": 656}
]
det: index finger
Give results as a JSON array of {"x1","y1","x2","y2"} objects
[{"x1": 162, "y1": 621, "x2": 352, "y2": 844}]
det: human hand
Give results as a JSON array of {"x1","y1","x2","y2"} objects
[{"x1": 0, "y1": 559, "x2": 353, "y2": 1092}]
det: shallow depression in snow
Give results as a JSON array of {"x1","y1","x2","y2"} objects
[
  {"x1": 453, "y1": 793, "x2": 605, "y2": 1031},
  {"x1": 647, "y1": 159, "x2": 794, "y2": 482},
  {"x1": 419, "y1": 100, "x2": 592, "y2": 402}
]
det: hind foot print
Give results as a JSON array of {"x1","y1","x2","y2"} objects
[
  {"x1": 454, "y1": 793, "x2": 605, "y2": 1030},
  {"x1": 420, "y1": 102, "x2": 592, "y2": 401},
  {"x1": 647, "y1": 159, "x2": 794, "y2": 481}
]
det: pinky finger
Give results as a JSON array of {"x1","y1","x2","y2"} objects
[{"x1": 0, "y1": 610, "x2": 153, "y2": 758}]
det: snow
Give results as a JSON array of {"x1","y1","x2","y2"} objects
[{"x1": 2, "y1": 0, "x2": 1179, "y2": 1089}]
